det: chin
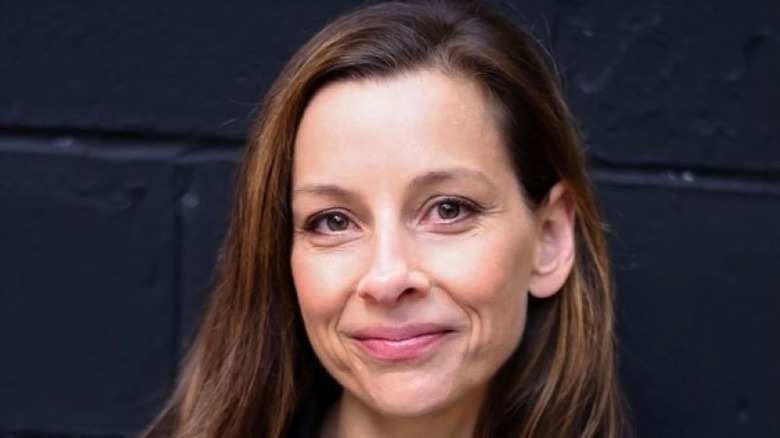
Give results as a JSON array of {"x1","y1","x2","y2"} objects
[
  {"x1": 370, "y1": 394, "x2": 446, "y2": 418},
  {"x1": 357, "y1": 370, "x2": 477, "y2": 418}
]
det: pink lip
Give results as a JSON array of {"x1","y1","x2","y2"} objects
[{"x1": 349, "y1": 324, "x2": 454, "y2": 362}]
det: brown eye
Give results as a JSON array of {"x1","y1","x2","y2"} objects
[
  {"x1": 325, "y1": 213, "x2": 349, "y2": 231},
  {"x1": 437, "y1": 201, "x2": 461, "y2": 220}
]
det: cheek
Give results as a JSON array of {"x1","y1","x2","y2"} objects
[
  {"x1": 291, "y1": 250, "x2": 342, "y2": 365},
  {"x1": 425, "y1": 229, "x2": 534, "y2": 304},
  {"x1": 422, "y1": 229, "x2": 534, "y2": 350},
  {"x1": 291, "y1": 248, "x2": 356, "y2": 324}
]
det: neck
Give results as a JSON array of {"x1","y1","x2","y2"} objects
[{"x1": 322, "y1": 390, "x2": 483, "y2": 438}]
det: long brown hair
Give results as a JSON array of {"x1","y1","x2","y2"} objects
[{"x1": 143, "y1": 1, "x2": 630, "y2": 437}]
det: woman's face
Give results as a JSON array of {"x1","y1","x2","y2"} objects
[{"x1": 291, "y1": 69, "x2": 563, "y2": 419}]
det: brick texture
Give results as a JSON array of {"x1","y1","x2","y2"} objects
[{"x1": 0, "y1": 1, "x2": 777, "y2": 436}]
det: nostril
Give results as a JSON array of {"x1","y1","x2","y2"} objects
[
  {"x1": 355, "y1": 233, "x2": 430, "y2": 304},
  {"x1": 356, "y1": 266, "x2": 431, "y2": 306}
]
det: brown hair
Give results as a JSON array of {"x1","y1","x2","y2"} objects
[{"x1": 144, "y1": 1, "x2": 630, "y2": 437}]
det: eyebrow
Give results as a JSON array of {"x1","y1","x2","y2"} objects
[
  {"x1": 292, "y1": 183, "x2": 356, "y2": 198},
  {"x1": 292, "y1": 167, "x2": 495, "y2": 199},
  {"x1": 407, "y1": 167, "x2": 495, "y2": 193}
]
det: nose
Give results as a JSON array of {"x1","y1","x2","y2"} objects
[{"x1": 356, "y1": 225, "x2": 430, "y2": 306}]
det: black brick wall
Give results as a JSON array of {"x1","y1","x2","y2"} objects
[{"x1": 1, "y1": 1, "x2": 777, "y2": 437}]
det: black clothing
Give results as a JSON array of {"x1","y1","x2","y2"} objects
[{"x1": 287, "y1": 380, "x2": 340, "y2": 437}]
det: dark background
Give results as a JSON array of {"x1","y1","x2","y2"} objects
[{"x1": 0, "y1": 1, "x2": 778, "y2": 437}]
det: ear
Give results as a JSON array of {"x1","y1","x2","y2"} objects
[{"x1": 528, "y1": 182, "x2": 576, "y2": 299}]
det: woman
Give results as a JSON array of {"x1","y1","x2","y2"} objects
[{"x1": 144, "y1": 1, "x2": 630, "y2": 437}]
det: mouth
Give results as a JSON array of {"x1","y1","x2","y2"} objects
[{"x1": 349, "y1": 324, "x2": 454, "y2": 362}]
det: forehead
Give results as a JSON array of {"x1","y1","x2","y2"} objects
[{"x1": 293, "y1": 69, "x2": 514, "y2": 187}]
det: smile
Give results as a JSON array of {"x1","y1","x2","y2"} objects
[{"x1": 349, "y1": 324, "x2": 454, "y2": 362}]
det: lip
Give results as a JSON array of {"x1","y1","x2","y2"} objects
[{"x1": 348, "y1": 324, "x2": 454, "y2": 362}]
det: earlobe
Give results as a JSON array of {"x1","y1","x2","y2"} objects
[{"x1": 529, "y1": 182, "x2": 576, "y2": 299}]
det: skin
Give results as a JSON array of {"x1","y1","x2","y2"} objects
[{"x1": 291, "y1": 69, "x2": 575, "y2": 438}]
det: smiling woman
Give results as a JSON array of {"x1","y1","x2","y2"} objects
[
  {"x1": 143, "y1": 2, "x2": 630, "y2": 437},
  {"x1": 291, "y1": 71, "x2": 574, "y2": 437}
]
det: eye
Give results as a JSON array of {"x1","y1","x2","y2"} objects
[
  {"x1": 436, "y1": 201, "x2": 461, "y2": 220},
  {"x1": 306, "y1": 211, "x2": 355, "y2": 234},
  {"x1": 424, "y1": 196, "x2": 481, "y2": 225},
  {"x1": 324, "y1": 213, "x2": 349, "y2": 231}
]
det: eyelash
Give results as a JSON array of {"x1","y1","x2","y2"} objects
[{"x1": 302, "y1": 196, "x2": 483, "y2": 235}]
